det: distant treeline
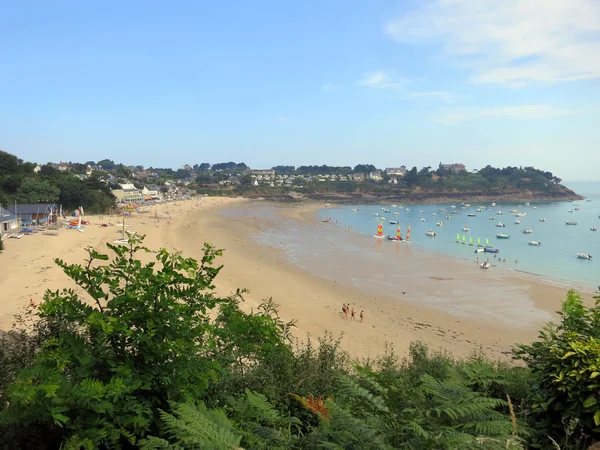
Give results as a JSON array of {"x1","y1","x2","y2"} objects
[{"x1": 0, "y1": 151, "x2": 115, "y2": 212}]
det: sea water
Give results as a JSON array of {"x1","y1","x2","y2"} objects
[{"x1": 316, "y1": 181, "x2": 600, "y2": 290}]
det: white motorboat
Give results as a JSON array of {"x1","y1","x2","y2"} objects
[
  {"x1": 528, "y1": 241, "x2": 541, "y2": 246},
  {"x1": 566, "y1": 221, "x2": 577, "y2": 225},
  {"x1": 440, "y1": 208, "x2": 446, "y2": 212},
  {"x1": 467, "y1": 213, "x2": 476, "y2": 217},
  {"x1": 497, "y1": 211, "x2": 503, "y2": 215},
  {"x1": 539, "y1": 217, "x2": 546, "y2": 222},
  {"x1": 374, "y1": 213, "x2": 380, "y2": 217},
  {"x1": 522, "y1": 228, "x2": 532, "y2": 234},
  {"x1": 510, "y1": 209, "x2": 518, "y2": 213},
  {"x1": 436, "y1": 221, "x2": 443, "y2": 227},
  {"x1": 420, "y1": 218, "x2": 426, "y2": 222},
  {"x1": 405, "y1": 208, "x2": 411, "y2": 211},
  {"x1": 474, "y1": 248, "x2": 485, "y2": 253},
  {"x1": 463, "y1": 226, "x2": 469, "y2": 232},
  {"x1": 489, "y1": 216, "x2": 495, "y2": 220},
  {"x1": 496, "y1": 222, "x2": 505, "y2": 227},
  {"x1": 514, "y1": 220, "x2": 520, "y2": 224},
  {"x1": 577, "y1": 253, "x2": 593, "y2": 260},
  {"x1": 496, "y1": 234, "x2": 510, "y2": 239},
  {"x1": 480, "y1": 261, "x2": 490, "y2": 269},
  {"x1": 432, "y1": 212, "x2": 437, "y2": 216},
  {"x1": 425, "y1": 230, "x2": 436, "y2": 236},
  {"x1": 420, "y1": 211, "x2": 424, "y2": 214},
  {"x1": 446, "y1": 215, "x2": 451, "y2": 219},
  {"x1": 384, "y1": 209, "x2": 391, "y2": 213},
  {"x1": 492, "y1": 202, "x2": 497, "y2": 207},
  {"x1": 351, "y1": 208, "x2": 358, "y2": 212},
  {"x1": 476, "y1": 208, "x2": 482, "y2": 212},
  {"x1": 389, "y1": 220, "x2": 398, "y2": 225},
  {"x1": 592, "y1": 227, "x2": 598, "y2": 232},
  {"x1": 515, "y1": 212, "x2": 526, "y2": 217},
  {"x1": 568, "y1": 210, "x2": 573, "y2": 213},
  {"x1": 394, "y1": 212, "x2": 400, "y2": 215},
  {"x1": 450, "y1": 205, "x2": 456, "y2": 208}
]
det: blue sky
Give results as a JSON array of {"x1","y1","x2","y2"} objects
[{"x1": 1, "y1": 0, "x2": 599, "y2": 180}]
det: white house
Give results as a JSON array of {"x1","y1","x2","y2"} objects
[
  {"x1": 0, "y1": 206, "x2": 20, "y2": 234},
  {"x1": 120, "y1": 183, "x2": 136, "y2": 190},
  {"x1": 142, "y1": 186, "x2": 161, "y2": 198}
]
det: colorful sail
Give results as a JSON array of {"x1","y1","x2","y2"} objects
[
  {"x1": 406, "y1": 224, "x2": 411, "y2": 240},
  {"x1": 396, "y1": 225, "x2": 401, "y2": 240},
  {"x1": 376, "y1": 222, "x2": 383, "y2": 237}
]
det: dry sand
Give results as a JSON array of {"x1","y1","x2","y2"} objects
[{"x1": 0, "y1": 197, "x2": 593, "y2": 361}]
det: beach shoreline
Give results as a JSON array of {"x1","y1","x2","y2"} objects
[{"x1": 1, "y1": 197, "x2": 595, "y2": 363}]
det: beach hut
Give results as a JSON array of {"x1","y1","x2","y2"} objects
[
  {"x1": 0, "y1": 206, "x2": 20, "y2": 235},
  {"x1": 7, "y1": 203, "x2": 61, "y2": 226}
]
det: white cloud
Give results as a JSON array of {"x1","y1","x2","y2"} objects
[
  {"x1": 434, "y1": 104, "x2": 575, "y2": 123},
  {"x1": 358, "y1": 71, "x2": 453, "y2": 102},
  {"x1": 385, "y1": 0, "x2": 600, "y2": 85}
]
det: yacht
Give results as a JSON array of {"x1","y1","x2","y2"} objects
[
  {"x1": 522, "y1": 228, "x2": 532, "y2": 234},
  {"x1": 577, "y1": 253, "x2": 593, "y2": 260},
  {"x1": 425, "y1": 230, "x2": 436, "y2": 237},
  {"x1": 514, "y1": 220, "x2": 520, "y2": 224}
]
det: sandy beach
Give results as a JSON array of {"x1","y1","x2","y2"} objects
[{"x1": 1, "y1": 197, "x2": 594, "y2": 361}]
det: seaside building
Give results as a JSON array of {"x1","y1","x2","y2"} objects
[
  {"x1": 142, "y1": 186, "x2": 161, "y2": 199},
  {"x1": 439, "y1": 162, "x2": 466, "y2": 173},
  {"x1": 111, "y1": 189, "x2": 144, "y2": 203},
  {"x1": 385, "y1": 167, "x2": 406, "y2": 177},
  {"x1": 369, "y1": 170, "x2": 383, "y2": 182},
  {"x1": 7, "y1": 203, "x2": 61, "y2": 225},
  {"x1": 351, "y1": 173, "x2": 365, "y2": 182},
  {"x1": 0, "y1": 206, "x2": 20, "y2": 234},
  {"x1": 251, "y1": 169, "x2": 275, "y2": 176}
]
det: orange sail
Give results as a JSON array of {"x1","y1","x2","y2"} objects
[
  {"x1": 406, "y1": 224, "x2": 411, "y2": 241},
  {"x1": 376, "y1": 222, "x2": 383, "y2": 237}
]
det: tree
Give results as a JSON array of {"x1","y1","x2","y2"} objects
[
  {"x1": 353, "y1": 164, "x2": 376, "y2": 174},
  {"x1": 515, "y1": 290, "x2": 600, "y2": 449},
  {"x1": 0, "y1": 151, "x2": 21, "y2": 176},
  {"x1": 0, "y1": 237, "x2": 291, "y2": 448},
  {"x1": 403, "y1": 166, "x2": 419, "y2": 187},
  {"x1": 96, "y1": 159, "x2": 116, "y2": 170},
  {"x1": 39, "y1": 164, "x2": 57, "y2": 176},
  {"x1": 16, "y1": 177, "x2": 60, "y2": 203},
  {"x1": 199, "y1": 163, "x2": 211, "y2": 171}
]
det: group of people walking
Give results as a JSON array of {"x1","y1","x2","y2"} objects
[{"x1": 342, "y1": 303, "x2": 363, "y2": 322}]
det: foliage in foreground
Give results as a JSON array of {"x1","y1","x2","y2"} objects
[{"x1": 0, "y1": 237, "x2": 599, "y2": 449}]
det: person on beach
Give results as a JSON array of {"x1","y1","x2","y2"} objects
[
  {"x1": 351, "y1": 308, "x2": 355, "y2": 320},
  {"x1": 360, "y1": 310, "x2": 364, "y2": 322},
  {"x1": 342, "y1": 303, "x2": 347, "y2": 318}
]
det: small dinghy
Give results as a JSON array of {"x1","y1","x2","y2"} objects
[
  {"x1": 522, "y1": 228, "x2": 532, "y2": 234},
  {"x1": 591, "y1": 227, "x2": 598, "y2": 232},
  {"x1": 566, "y1": 221, "x2": 578, "y2": 225},
  {"x1": 425, "y1": 230, "x2": 436, "y2": 237},
  {"x1": 496, "y1": 234, "x2": 510, "y2": 239},
  {"x1": 528, "y1": 241, "x2": 541, "y2": 246},
  {"x1": 577, "y1": 253, "x2": 593, "y2": 260}
]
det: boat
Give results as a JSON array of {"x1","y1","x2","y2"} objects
[
  {"x1": 484, "y1": 246, "x2": 499, "y2": 253},
  {"x1": 374, "y1": 213, "x2": 380, "y2": 217},
  {"x1": 477, "y1": 237, "x2": 483, "y2": 247},
  {"x1": 566, "y1": 221, "x2": 578, "y2": 225},
  {"x1": 440, "y1": 208, "x2": 446, "y2": 212},
  {"x1": 474, "y1": 248, "x2": 485, "y2": 253},
  {"x1": 374, "y1": 222, "x2": 384, "y2": 239},
  {"x1": 496, "y1": 222, "x2": 505, "y2": 227},
  {"x1": 514, "y1": 220, "x2": 520, "y2": 224},
  {"x1": 384, "y1": 209, "x2": 391, "y2": 213},
  {"x1": 432, "y1": 212, "x2": 437, "y2": 216},
  {"x1": 576, "y1": 253, "x2": 593, "y2": 260},
  {"x1": 480, "y1": 261, "x2": 490, "y2": 269},
  {"x1": 492, "y1": 202, "x2": 497, "y2": 207},
  {"x1": 467, "y1": 213, "x2": 476, "y2": 217},
  {"x1": 425, "y1": 230, "x2": 436, "y2": 237},
  {"x1": 476, "y1": 208, "x2": 482, "y2": 212},
  {"x1": 539, "y1": 217, "x2": 546, "y2": 222},
  {"x1": 592, "y1": 227, "x2": 598, "y2": 232},
  {"x1": 446, "y1": 215, "x2": 451, "y2": 219},
  {"x1": 451, "y1": 211, "x2": 459, "y2": 215},
  {"x1": 436, "y1": 221, "x2": 443, "y2": 227},
  {"x1": 420, "y1": 211, "x2": 424, "y2": 214},
  {"x1": 389, "y1": 220, "x2": 398, "y2": 225},
  {"x1": 522, "y1": 228, "x2": 532, "y2": 234},
  {"x1": 497, "y1": 211, "x2": 503, "y2": 215},
  {"x1": 450, "y1": 205, "x2": 456, "y2": 208},
  {"x1": 394, "y1": 212, "x2": 400, "y2": 215},
  {"x1": 420, "y1": 218, "x2": 426, "y2": 222},
  {"x1": 469, "y1": 236, "x2": 474, "y2": 246},
  {"x1": 496, "y1": 234, "x2": 510, "y2": 239},
  {"x1": 351, "y1": 208, "x2": 358, "y2": 212},
  {"x1": 489, "y1": 216, "x2": 495, "y2": 220},
  {"x1": 463, "y1": 226, "x2": 469, "y2": 232},
  {"x1": 515, "y1": 212, "x2": 526, "y2": 217},
  {"x1": 386, "y1": 224, "x2": 403, "y2": 241},
  {"x1": 568, "y1": 210, "x2": 573, "y2": 213},
  {"x1": 529, "y1": 241, "x2": 541, "y2": 246},
  {"x1": 510, "y1": 209, "x2": 518, "y2": 213},
  {"x1": 405, "y1": 208, "x2": 411, "y2": 211},
  {"x1": 462, "y1": 235, "x2": 467, "y2": 245},
  {"x1": 464, "y1": 204, "x2": 471, "y2": 207}
]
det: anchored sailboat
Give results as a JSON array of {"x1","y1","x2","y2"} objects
[{"x1": 374, "y1": 222, "x2": 384, "y2": 239}]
